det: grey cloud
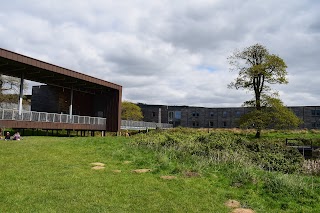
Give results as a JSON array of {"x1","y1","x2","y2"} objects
[{"x1": 0, "y1": 0, "x2": 319, "y2": 108}]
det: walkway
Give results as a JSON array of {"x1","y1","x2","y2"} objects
[{"x1": 0, "y1": 109, "x2": 173, "y2": 131}]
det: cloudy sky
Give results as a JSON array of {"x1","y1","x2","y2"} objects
[{"x1": 0, "y1": 0, "x2": 319, "y2": 107}]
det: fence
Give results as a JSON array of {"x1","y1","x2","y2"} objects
[
  {"x1": 0, "y1": 109, "x2": 173, "y2": 130},
  {"x1": 121, "y1": 120, "x2": 173, "y2": 130},
  {"x1": 0, "y1": 109, "x2": 106, "y2": 125}
]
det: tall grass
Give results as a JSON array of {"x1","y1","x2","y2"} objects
[
  {"x1": 132, "y1": 129, "x2": 304, "y2": 173},
  {"x1": 131, "y1": 128, "x2": 320, "y2": 211},
  {"x1": 1, "y1": 130, "x2": 320, "y2": 212}
]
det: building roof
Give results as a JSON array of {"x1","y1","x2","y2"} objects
[{"x1": 0, "y1": 48, "x2": 121, "y2": 94}]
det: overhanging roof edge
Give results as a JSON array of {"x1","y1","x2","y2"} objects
[{"x1": 0, "y1": 48, "x2": 122, "y2": 91}]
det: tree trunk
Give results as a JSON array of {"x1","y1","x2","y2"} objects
[{"x1": 255, "y1": 90, "x2": 261, "y2": 138}]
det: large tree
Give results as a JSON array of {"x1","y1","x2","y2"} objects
[
  {"x1": 228, "y1": 44, "x2": 301, "y2": 138},
  {"x1": 0, "y1": 74, "x2": 28, "y2": 106},
  {"x1": 121, "y1": 101, "x2": 144, "y2": 121}
]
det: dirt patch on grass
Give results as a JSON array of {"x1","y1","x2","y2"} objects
[
  {"x1": 91, "y1": 162, "x2": 105, "y2": 167},
  {"x1": 160, "y1": 175, "x2": 177, "y2": 180},
  {"x1": 232, "y1": 208, "x2": 255, "y2": 213},
  {"x1": 225, "y1": 200, "x2": 255, "y2": 213},
  {"x1": 92, "y1": 166, "x2": 105, "y2": 170},
  {"x1": 225, "y1": 200, "x2": 241, "y2": 208},
  {"x1": 132, "y1": 169, "x2": 152, "y2": 173},
  {"x1": 123, "y1": 161, "x2": 132, "y2": 164},
  {"x1": 183, "y1": 171, "x2": 201, "y2": 178}
]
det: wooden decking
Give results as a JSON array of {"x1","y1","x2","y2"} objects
[{"x1": 0, "y1": 120, "x2": 105, "y2": 131}]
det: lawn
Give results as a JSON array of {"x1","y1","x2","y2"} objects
[
  {"x1": 0, "y1": 136, "x2": 231, "y2": 213},
  {"x1": 1, "y1": 132, "x2": 320, "y2": 213}
]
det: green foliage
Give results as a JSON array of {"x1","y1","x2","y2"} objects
[
  {"x1": 132, "y1": 129, "x2": 304, "y2": 174},
  {"x1": 131, "y1": 129, "x2": 320, "y2": 211},
  {"x1": 0, "y1": 136, "x2": 232, "y2": 212},
  {"x1": 228, "y1": 44, "x2": 288, "y2": 91},
  {"x1": 1, "y1": 131, "x2": 320, "y2": 212},
  {"x1": 228, "y1": 44, "x2": 301, "y2": 137},
  {"x1": 240, "y1": 96, "x2": 302, "y2": 131},
  {"x1": 121, "y1": 101, "x2": 144, "y2": 121}
]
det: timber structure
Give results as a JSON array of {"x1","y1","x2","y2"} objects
[{"x1": 0, "y1": 48, "x2": 122, "y2": 133}]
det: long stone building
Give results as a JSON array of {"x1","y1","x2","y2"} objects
[{"x1": 137, "y1": 103, "x2": 320, "y2": 129}]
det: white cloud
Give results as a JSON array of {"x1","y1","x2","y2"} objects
[{"x1": 0, "y1": 0, "x2": 319, "y2": 107}]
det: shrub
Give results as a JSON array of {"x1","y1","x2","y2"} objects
[{"x1": 132, "y1": 129, "x2": 304, "y2": 174}]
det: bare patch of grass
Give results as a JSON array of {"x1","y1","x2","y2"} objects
[
  {"x1": 91, "y1": 162, "x2": 105, "y2": 167},
  {"x1": 183, "y1": 171, "x2": 201, "y2": 178},
  {"x1": 91, "y1": 166, "x2": 105, "y2": 170},
  {"x1": 232, "y1": 208, "x2": 255, "y2": 213},
  {"x1": 160, "y1": 175, "x2": 177, "y2": 180},
  {"x1": 132, "y1": 169, "x2": 152, "y2": 173},
  {"x1": 225, "y1": 199, "x2": 241, "y2": 208}
]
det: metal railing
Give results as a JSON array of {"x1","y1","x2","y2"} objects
[
  {"x1": 0, "y1": 109, "x2": 106, "y2": 125},
  {"x1": 121, "y1": 120, "x2": 173, "y2": 130},
  {"x1": 0, "y1": 109, "x2": 173, "y2": 130}
]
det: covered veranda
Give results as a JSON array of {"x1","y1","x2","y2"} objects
[{"x1": 0, "y1": 48, "x2": 122, "y2": 135}]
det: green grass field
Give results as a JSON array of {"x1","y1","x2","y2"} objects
[{"x1": 1, "y1": 132, "x2": 320, "y2": 212}]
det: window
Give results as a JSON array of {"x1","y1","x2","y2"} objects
[
  {"x1": 152, "y1": 112, "x2": 156, "y2": 117},
  {"x1": 192, "y1": 112, "x2": 199, "y2": 117},
  {"x1": 223, "y1": 121, "x2": 227, "y2": 127},
  {"x1": 168, "y1": 111, "x2": 174, "y2": 121},
  {"x1": 223, "y1": 111, "x2": 227, "y2": 118},
  {"x1": 209, "y1": 121, "x2": 214, "y2": 127},
  {"x1": 210, "y1": 112, "x2": 214, "y2": 117},
  {"x1": 175, "y1": 111, "x2": 181, "y2": 119},
  {"x1": 235, "y1": 111, "x2": 241, "y2": 117},
  {"x1": 311, "y1": 110, "x2": 320, "y2": 116},
  {"x1": 192, "y1": 121, "x2": 199, "y2": 127}
]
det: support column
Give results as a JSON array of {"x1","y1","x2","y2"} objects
[
  {"x1": 69, "y1": 88, "x2": 74, "y2": 123},
  {"x1": 158, "y1": 108, "x2": 161, "y2": 125},
  {"x1": 18, "y1": 73, "x2": 24, "y2": 116}
]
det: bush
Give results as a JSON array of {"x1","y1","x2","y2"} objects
[{"x1": 132, "y1": 129, "x2": 304, "y2": 174}]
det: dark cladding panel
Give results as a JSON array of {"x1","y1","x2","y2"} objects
[
  {"x1": 73, "y1": 90, "x2": 94, "y2": 116},
  {"x1": 31, "y1": 86, "x2": 59, "y2": 113},
  {"x1": 105, "y1": 88, "x2": 121, "y2": 132},
  {"x1": 93, "y1": 94, "x2": 108, "y2": 117}
]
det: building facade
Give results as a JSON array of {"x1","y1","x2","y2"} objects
[{"x1": 138, "y1": 103, "x2": 320, "y2": 129}]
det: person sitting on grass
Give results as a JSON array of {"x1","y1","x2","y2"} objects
[
  {"x1": 13, "y1": 132, "x2": 21, "y2": 141},
  {"x1": 4, "y1": 132, "x2": 11, "y2": 140}
]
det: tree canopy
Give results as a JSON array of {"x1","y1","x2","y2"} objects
[
  {"x1": 121, "y1": 101, "x2": 144, "y2": 121},
  {"x1": 228, "y1": 44, "x2": 302, "y2": 138}
]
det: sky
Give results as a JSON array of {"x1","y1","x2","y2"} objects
[{"x1": 0, "y1": 0, "x2": 319, "y2": 107}]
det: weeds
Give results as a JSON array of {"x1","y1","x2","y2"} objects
[
  {"x1": 132, "y1": 129, "x2": 304, "y2": 174},
  {"x1": 303, "y1": 159, "x2": 320, "y2": 175}
]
